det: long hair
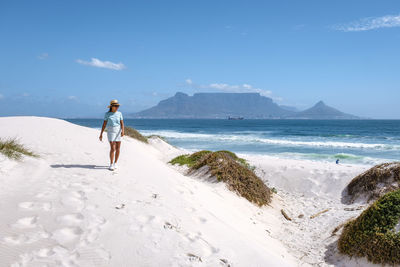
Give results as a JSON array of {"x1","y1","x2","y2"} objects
[{"x1": 108, "y1": 107, "x2": 112, "y2": 112}]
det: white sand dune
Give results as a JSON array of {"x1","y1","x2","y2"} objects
[
  {"x1": 242, "y1": 155, "x2": 380, "y2": 267},
  {"x1": 0, "y1": 117, "x2": 297, "y2": 267}
]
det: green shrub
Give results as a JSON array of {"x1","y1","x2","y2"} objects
[
  {"x1": 338, "y1": 189, "x2": 400, "y2": 264},
  {"x1": 0, "y1": 138, "x2": 38, "y2": 160},
  {"x1": 169, "y1": 150, "x2": 212, "y2": 167},
  {"x1": 169, "y1": 154, "x2": 191, "y2": 166},
  {"x1": 170, "y1": 150, "x2": 271, "y2": 206},
  {"x1": 344, "y1": 162, "x2": 400, "y2": 203},
  {"x1": 124, "y1": 126, "x2": 148, "y2": 143}
]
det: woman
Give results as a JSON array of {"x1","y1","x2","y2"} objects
[{"x1": 99, "y1": 99, "x2": 125, "y2": 171}]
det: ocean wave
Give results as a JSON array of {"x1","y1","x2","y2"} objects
[
  {"x1": 140, "y1": 130, "x2": 400, "y2": 150},
  {"x1": 254, "y1": 152, "x2": 392, "y2": 165}
]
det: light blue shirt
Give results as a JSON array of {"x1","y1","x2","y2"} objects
[{"x1": 104, "y1": 111, "x2": 123, "y2": 127}]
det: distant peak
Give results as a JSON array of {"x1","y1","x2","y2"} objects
[
  {"x1": 174, "y1": 92, "x2": 188, "y2": 97},
  {"x1": 315, "y1": 100, "x2": 326, "y2": 106}
]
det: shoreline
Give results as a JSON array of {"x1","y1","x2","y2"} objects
[{"x1": 64, "y1": 118, "x2": 399, "y2": 166}]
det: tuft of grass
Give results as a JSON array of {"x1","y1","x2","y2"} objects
[
  {"x1": 0, "y1": 138, "x2": 38, "y2": 160},
  {"x1": 338, "y1": 189, "x2": 400, "y2": 264},
  {"x1": 190, "y1": 151, "x2": 272, "y2": 206},
  {"x1": 169, "y1": 154, "x2": 191, "y2": 166},
  {"x1": 147, "y1": 135, "x2": 167, "y2": 142},
  {"x1": 124, "y1": 126, "x2": 148, "y2": 143},
  {"x1": 344, "y1": 162, "x2": 400, "y2": 203},
  {"x1": 171, "y1": 150, "x2": 271, "y2": 206},
  {"x1": 169, "y1": 150, "x2": 212, "y2": 167},
  {"x1": 217, "y1": 150, "x2": 256, "y2": 171}
]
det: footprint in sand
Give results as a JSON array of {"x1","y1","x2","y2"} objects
[
  {"x1": 11, "y1": 245, "x2": 80, "y2": 267},
  {"x1": 56, "y1": 213, "x2": 84, "y2": 226},
  {"x1": 35, "y1": 190, "x2": 56, "y2": 199},
  {"x1": 185, "y1": 207, "x2": 197, "y2": 213},
  {"x1": 183, "y1": 231, "x2": 220, "y2": 256},
  {"x1": 197, "y1": 217, "x2": 207, "y2": 224},
  {"x1": 69, "y1": 181, "x2": 93, "y2": 193},
  {"x1": 83, "y1": 214, "x2": 107, "y2": 244},
  {"x1": 60, "y1": 190, "x2": 86, "y2": 210},
  {"x1": 2, "y1": 230, "x2": 50, "y2": 245},
  {"x1": 12, "y1": 216, "x2": 38, "y2": 229},
  {"x1": 129, "y1": 215, "x2": 160, "y2": 233},
  {"x1": 35, "y1": 247, "x2": 56, "y2": 257},
  {"x1": 18, "y1": 201, "x2": 52, "y2": 211},
  {"x1": 52, "y1": 227, "x2": 83, "y2": 245}
]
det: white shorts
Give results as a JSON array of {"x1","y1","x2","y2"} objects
[{"x1": 107, "y1": 126, "x2": 122, "y2": 142}]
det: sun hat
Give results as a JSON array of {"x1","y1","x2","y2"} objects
[{"x1": 108, "y1": 99, "x2": 120, "y2": 108}]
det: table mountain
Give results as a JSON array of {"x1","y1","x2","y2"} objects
[{"x1": 129, "y1": 93, "x2": 359, "y2": 119}]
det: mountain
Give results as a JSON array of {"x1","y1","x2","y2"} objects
[
  {"x1": 279, "y1": 105, "x2": 299, "y2": 112},
  {"x1": 129, "y1": 93, "x2": 359, "y2": 119},
  {"x1": 291, "y1": 101, "x2": 359, "y2": 119},
  {"x1": 131, "y1": 92, "x2": 294, "y2": 118}
]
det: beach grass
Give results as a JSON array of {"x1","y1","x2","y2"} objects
[
  {"x1": 170, "y1": 150, "x2": 271, "y2": 206},
  {"x1": 146, "y1": 135, "x2": 167, "y2": 142},
  {"x1": 338, "y1": 189, "x2": 400, "y2": 264},
  {"x1": 169, "y1": 150, "x2": 212, "y2": 167},
  {"x1": 0, "y1": 138, "x2": 38, "y2": 160},
  {"x1": 124, "y1": 126, "x2": 148, "y2": 143},
  {"x1": 345, "y1": 162, "x2": 400, "y2": 203}
]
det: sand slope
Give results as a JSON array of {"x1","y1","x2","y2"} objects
[{"x1": 0, "y1": 117, "x2": 296, "y2": 267}]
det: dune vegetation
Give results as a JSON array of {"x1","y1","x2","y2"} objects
[
  {"x1": 338, "y1": 189, "x2": 400, "y2": 264},
  {"x1": 344, "y1": 162, "x2": 400, "y2": 203},
  {"x1": 170, "y1": 150, "x2": 271, "y2": 206},
  {"x1": 0, "y1": 138, "x2": 38, "y2": 160},
  {"x1": 146, "y1": 134, "x2": 167, "y2": 142},
  {"x1": 169, "y1": 150, "x2": 212, "y2": 167},
  {"x1": 124, "y1": 126, "x2": 148, "y2": 143}
]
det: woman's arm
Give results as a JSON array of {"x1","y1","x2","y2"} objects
[
  {"x1": 99, "y1": 121, "x2": 107, "y2": 141},
  {"x1": 120, "y1": 120, "x2": 125, "y2": 137}
]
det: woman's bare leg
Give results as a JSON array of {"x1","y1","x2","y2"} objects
[
  {"x1": 115, "y1": 141, "x2": 121, "y2": 163},
  {"x1": 109, "y1": 142, "x2": 116, "y2": 164}
]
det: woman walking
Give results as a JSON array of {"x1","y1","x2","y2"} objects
[{"x1": 99, "y1": 100, "x2": 125, "y2": 171}]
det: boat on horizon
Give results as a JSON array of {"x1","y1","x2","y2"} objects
[{"x1": 228, "y1": 116, "x2": 244, "y2": 120}]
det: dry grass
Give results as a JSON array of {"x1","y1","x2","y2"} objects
[
  {"x1": 147, "y1": 135, "x2": 167, "y2": 142},
  {"x1": 188, "y1": 151, "x2": 272, "y2": 206},
  {"x1": 124, "y1": 126, "x2": 148, "y2": 143},
  {"x1": 344, "y1": 162, "x2": 400, "y2": 203},
  {"x1": 0, "y1": 138, "x2": 38, "y2": 160}
]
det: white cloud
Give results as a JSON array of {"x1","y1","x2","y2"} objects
[
  {"x1": 334, "y1": 14, "x2": 400, "y2": 32},
  {"x1": 0, "y1": 94, "x2": 3, "y2": 99},
  {"x1": 76, "y1": 58, "x2": 126, "y2": 70},
  {"x1": 185, "y1": 79, "x2": 274, "y2": 97},
  {"x1": 37, "y1": 53, "x2": 48, "y2": 60},
  {"x1": 67, "y1": 95, "x2": 77, "y2": 100},
  {"x1": 22, "y1": 93, "x2": 29, "y2": 97}
]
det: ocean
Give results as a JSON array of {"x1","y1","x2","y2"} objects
[{"x1": 66, "y1": 119, "x2": 400, "y2": 165}]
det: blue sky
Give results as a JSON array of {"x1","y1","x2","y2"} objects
[{"x1": 1, "y1": 0, "x2": 400, "y2": 118}]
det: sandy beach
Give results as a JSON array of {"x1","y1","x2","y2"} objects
[
  {"x1": 0, "y1": 116, "x2": 385, "y2": 266},
  {"x1": 2, "y1": 0, "x2": 399, "y2": 265},
  {"x1": 0, "y1": 117, "x2": 297, "y2": 267}
]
